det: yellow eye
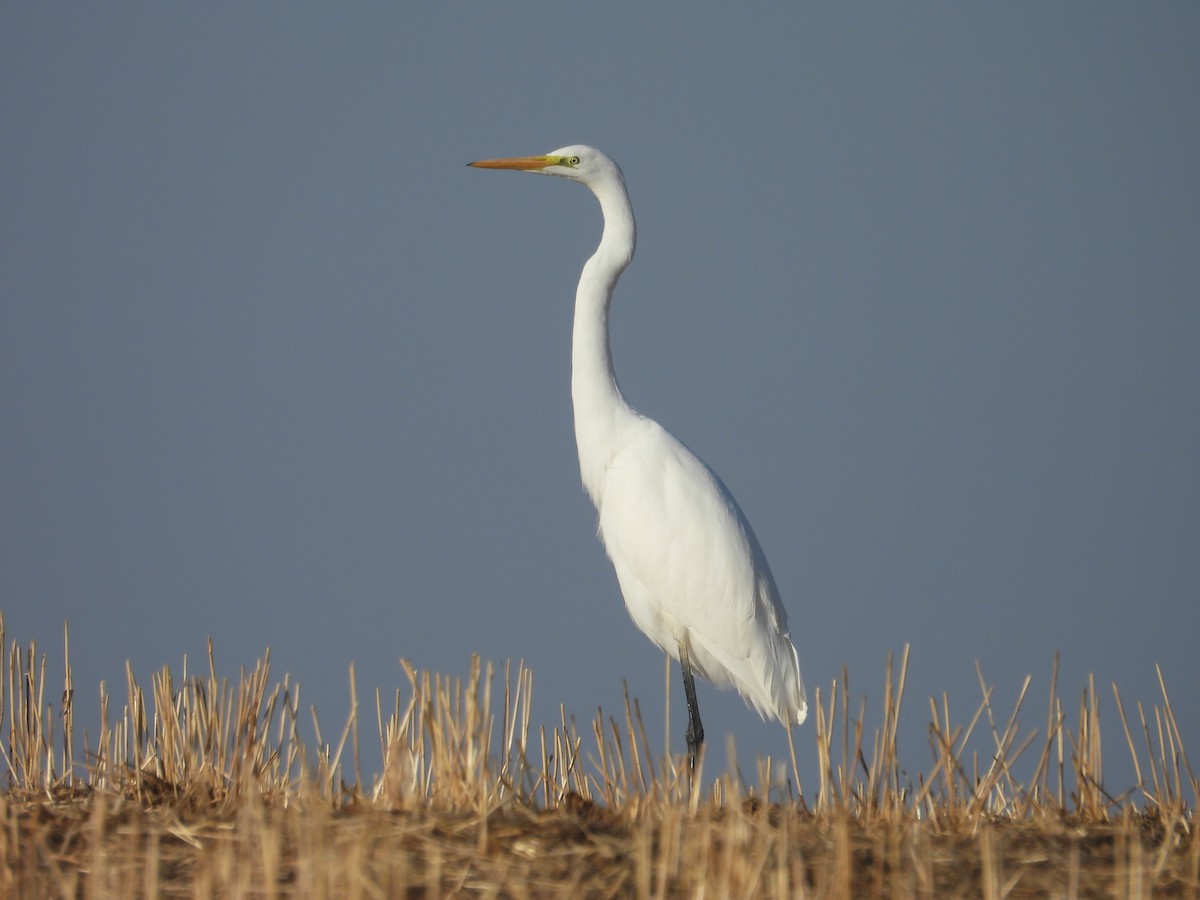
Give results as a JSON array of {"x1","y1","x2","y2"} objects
[{"x1": 568, "y1": 156, "x2": 580, "y2": 166}]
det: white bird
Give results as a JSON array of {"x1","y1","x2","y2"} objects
[{"x1": 469, "y1": 145, "x2": 806, "y2": 765}]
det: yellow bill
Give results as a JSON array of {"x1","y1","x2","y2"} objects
[{"x1": 467, "y1": 155, "x2": 564, "y2": 171}]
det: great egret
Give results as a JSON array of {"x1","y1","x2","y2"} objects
[{"x1": 469, "y1": 146, "x2": 806, "y2": 766}]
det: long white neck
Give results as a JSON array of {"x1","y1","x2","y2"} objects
[{"x1": 572, "y1": 175, "x2": 639, "y2": 506}]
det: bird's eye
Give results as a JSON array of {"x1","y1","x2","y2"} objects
[{"x1": 568, "y1": 156, "x2": 580, "y2": 166}]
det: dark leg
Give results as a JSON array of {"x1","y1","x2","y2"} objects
[{"x1": 678, "y1": 640, "x2": 705, "y2": 772}]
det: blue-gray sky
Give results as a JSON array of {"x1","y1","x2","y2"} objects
[{"x1": 4, "y1": 4, "x2": 1198, "y2": 796}]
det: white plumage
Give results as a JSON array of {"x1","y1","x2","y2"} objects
[{"x1": 470, "y1": 145, "x2": 806, "y2": 761}]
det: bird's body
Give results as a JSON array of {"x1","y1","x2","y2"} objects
[
  {"x1": 469, "y1": 146, "x2": 806, "y2": 758},
  {"x1": 595, "y1": 417, "x2": 802, "y2": 722}
]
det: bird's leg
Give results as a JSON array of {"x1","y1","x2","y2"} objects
[{"x1": 678, "y1": 640, "x2": 705, "y2": 773}]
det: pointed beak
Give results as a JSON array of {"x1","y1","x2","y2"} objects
[{"x1": 467, "y1": 155, "x2": 561, "y2": 171}]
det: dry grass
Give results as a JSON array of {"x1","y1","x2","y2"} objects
[{"x1": 1, "y1": 614, "x2": 1195, "y2": 898}]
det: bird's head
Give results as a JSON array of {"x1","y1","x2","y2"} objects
[{"x1": 468, "y1": 145, "x2": 622, "y2": 189}]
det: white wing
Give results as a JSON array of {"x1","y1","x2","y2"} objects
[{"x1": 596, "y1": 418, "x2": 807, "y2": 725}]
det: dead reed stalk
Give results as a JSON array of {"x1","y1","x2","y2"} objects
[{"x1": 0, "y1": 613, "x2": 1196, "y2": 897}]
